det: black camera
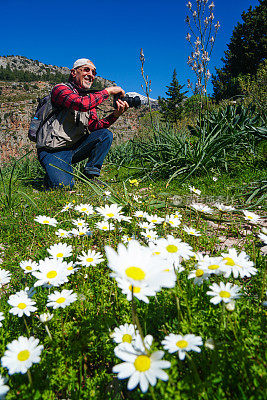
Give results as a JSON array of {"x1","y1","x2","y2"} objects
[{"x1": 113, "y1": 93, "x2": 141, "y2": 109}]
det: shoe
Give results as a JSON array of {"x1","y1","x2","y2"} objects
[{"x1": 83, "y1": 171, "x2": 107, "y2": 187}]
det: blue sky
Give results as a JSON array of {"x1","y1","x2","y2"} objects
[{"x1": 0, "y1": 0, "x2": 260, "y2": 98}]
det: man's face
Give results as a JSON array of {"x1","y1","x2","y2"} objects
[{"x1": 71, "y1": 62, "x2": 96, "y2": 89}]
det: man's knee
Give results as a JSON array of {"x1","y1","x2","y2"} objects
[{"x1": 100, "y1": 129, "x2": 113, "y2": 144}]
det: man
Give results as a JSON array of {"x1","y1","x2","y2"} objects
[{"x1": 36, "y1": 58, "x2": 129, "y2": 189}]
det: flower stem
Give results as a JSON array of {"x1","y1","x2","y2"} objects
[
  {"x1": 23, "y1": 316, "x2": 30, "y2": 337},
  {"x1": 27, "y1": 369, "x2": 33, "y2": 387}
]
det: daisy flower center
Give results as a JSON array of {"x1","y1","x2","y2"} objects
[
  {"x1": 129, "y1": 285, "x2": 141, "y2": 293},
  {"x1": 153, "y1": 251, "x2": 161, "y2": 255},
  {"x1": 67, "y1": 266, "x2": 73, "y2": 270},
  {"x1": 223, "y1": 257, "x2": 235, "y2": 266},
  {"x1": 208, "y1": 264, "x2": 220, "y2": 270},
  {"x1": 43, "y1": 220, "x2": 49, "y2": 224},
  {"x1": 196, "y1": 269, "x2": 204, "y2": 277},
  {"x1": 17, "y1": 350, "x2": 30, "y2": 361},
  {"x1": 78, "y1": 222, "x2": 83, "y2": 226},
  {"x1": 151, "y1": 219, "x2": 157, "y2": 223},
  {"x1": 219, "y1": 290, "x2": 231, "y2": 298},
  {"x1": 169, "y1": 221, "x2": 174, "y2": 224},
  {"x1": 81, "y1": 208, "x2": 87, "y2": 211},
  {"x1": 56, "y1": 253, "x2": 63, "y2": 258},
  {"x1": 134, "y1": 355, "x2": 151, "y2": 372},
  {"x1": 102, "y1": 226, "x2": 108, "y2": 230},
  {"x1": 46, "y1": 271, "x2": 57, "y2": 279},
  {"x1": 25, "y1": 266, "x2": 32, "y2": 271},
  {"x1": 107, "y1": 213, "x2": 114, "y2": 217},
  {"x1": 176, "y1": 340, "x2": 188, "y2": 349},
  {"x1": 56, "y1": 297, "x2": 66, "y2": 304},
  {"x1": 166, "y1": 245, "x2": 178, "y2": 253},
  {"x1": 86, "y1": 258, "x2": 94, "y2": 262},
  {"x1": 122, "y1": 334, "x2": 132, "y2": 343},
  {"x1": 79, "y1": 232, "x2": 85, "y2": 236},
  {"x1": 125, "y1": 267, "x2": 145, "y2": 281},
  {"x1": 17, "y1": 303, "x2": 27, "y2": 309}
]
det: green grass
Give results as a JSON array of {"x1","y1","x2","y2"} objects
[{"x1": 0, "y1": 158, "x2": 266, "y2": 399}]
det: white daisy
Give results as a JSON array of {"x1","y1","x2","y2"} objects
[
  {"x1": 220, "y1": 248, "x2": 257, "y2": 278},
  {"x1": 165, "y1": 215, "x2": 181, "y2": 227},
  {"x1": 76, "y1": 249, "x2": 104, "y2": 267},
  {"x1": 47, "y1": 289, "x2": 77, "y2": 309},
  {"x1": 75, "y1": 203, "x2": 94, "y2": 215},
  {"x1": 116, "y1": 277, "x2": 156, "y2": 303},
  {"x1": 134, "y1": 211, "x2": 147, "y2": 218},
  {"x1": 155, "y1": 235, "x2": 194, "y2": 262},
  {"x1": 111, "y1": 323, "x2": 138, "y2": 345},
  {"x1": 0, "y1": 312, "x2": 5, "y2": 327},
  {"x1": 188, "y1": 268, "x2": 209, "y2": 285},
  {"x1": 0, "y1": 269, "x2": 11, "y2": 287},
  {"x1": 104, "y1": 190, "x2": 111, "y2": 196},
  {"x1": 207, "y1": 282, "x2": 241, "y2": 304},
  {"x1": 1, "y1": 336, "x2": 43, "y2": 374},
  {"x1": 113, "y1": 341, "x2": 170, "y2": 393},
  {"x1": 183, "y1": 226, "x2": 201, "y2": 236},
  {"x1": 8, "y1": 292, "x2": 37, "y2": 317},
  {"x1": 121, "y1": 235, "x2": 134, "y2": 244},
  {"x1": 162, "y1": 333, "x2": 203, "y2": 360},
  {"x1": 242, "y1": 210, "x2": 262, "y2": 224},
  {"x1": 214, "y1": 203, "x2": 235, "y2": 212},
  {"x1": 72, "y1": 218, "x2": 88, "y2": 228},
  {"x1": 19, "y1": 259, "x2": 39, "y2": 274},
  {"x1": 95, "y1": 221, "x2": 115, "y2": 231},
  {"x1": 95, "y1": 204, "x2": 123, "y2": 220},
  {"x1": 190, "y1": 203, "x2": 213, "y2": 214},
  {"x1": 189, "y1": 186, "x2": 201, "y2": 195},
  {"x1": 145, "y1": 214, "x2": 165, "y2": 224},
  {"x1": 213, "y1": 176, "x2": 218, "y2": 182},
  {"x1": 197, "y1": 255, "x2": 225, "y2": 275},
  {"x1": 117, "y1": 215, "x2": 132, "y2": 223},
  {"x1": 32, "y1": 258, "x2": 69, "y2": 287},
  {"x1": 138, "y1": 222, "x2": 156, "y2": 230},
  {"x1": 0, "y1": 374, "x2": 9, "y2": 398},
  {"x1": 105, "y1": 240, "x2": 176, "y2": 292},
  {"x1": 140, "y1": 230, "x2": 158, "y2": 242},
  {"x1": 47, "y1": 243, "x2": 72, "y2": 259},
  {"x1": 70, "y1": 226, "x2": 92, "y2": 237},
  {"x1": 60, "y1": 203, "x2": 73, "y2": 212},
  {"x1": 34, "y1": 215, "x2": 57, "y2": 227},
  {"x1": 55, "y1": 229, "x2": 71, "y2": 238}
]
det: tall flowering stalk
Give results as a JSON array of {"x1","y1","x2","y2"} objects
[
  {"x1": 186, "y1": 0, "x2": 220, "y2": 100},
  {"x1": 139, "y1": 48, "x2": 156, "y2": 134}
]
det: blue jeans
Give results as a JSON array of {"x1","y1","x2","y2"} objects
[{"x1": 37, "y1": 129, "x2": 113, "y2": 189}]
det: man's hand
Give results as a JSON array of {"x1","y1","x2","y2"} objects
[
  {"x1": 105, "y1": 86, "x2": 125, "y2": 97},
  {"x1": 113, "y1": 99, "x2": 129, "y2": 118}
]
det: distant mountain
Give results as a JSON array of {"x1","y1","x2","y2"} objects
[
  {"x1": 125, "y1": 92, "x2": 158, "y2": 108},
  {"x1": 0, "y1": 55, "x2": 69, "y2": 76},
  {"x1": 0, "y1": 55, "x2": 114, "y2": 88}
]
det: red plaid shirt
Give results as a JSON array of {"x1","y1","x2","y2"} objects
[{"x1": 51, "y1": 83, "x2": 118, "y2": 132}]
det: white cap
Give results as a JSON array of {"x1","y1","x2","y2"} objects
[{"x1": 72, "y1": 58, "x2": 94, "y2": 69}]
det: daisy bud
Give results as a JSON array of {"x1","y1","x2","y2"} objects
[
  {"x1": 225, "y1": 300, "x2": 236, "y2": 312},
  {"x1": 205, "y1": 338, "x2": 215, "y2": 350},
  {"x1": 38, "y1": 313, "x2": 54, "y2": 323}
]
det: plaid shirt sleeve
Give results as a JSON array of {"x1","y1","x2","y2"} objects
[
  {"x1": 88, "y1": 109, "x2": 118, "y2": 131},
  {"x1": 51, "y1": 84, "x2": 109, "y2": 112}
]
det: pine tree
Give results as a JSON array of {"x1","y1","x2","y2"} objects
[
  {"x1": 212, "y1": 0, "x2": 267, "y2": 101},
  {"x1": 158, "y1": 69, "x2": 187, "y2": 124}
]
